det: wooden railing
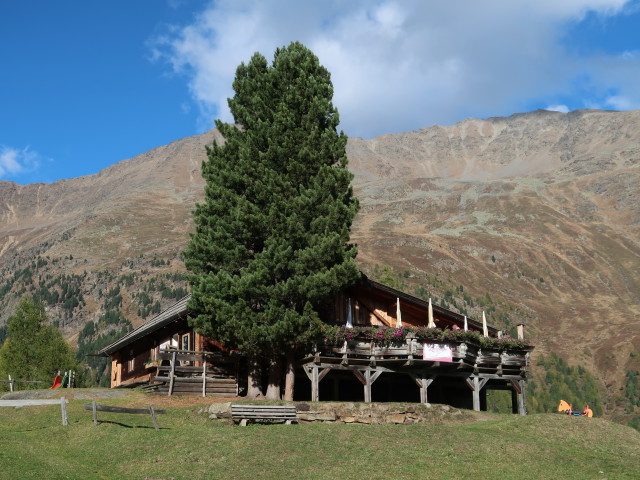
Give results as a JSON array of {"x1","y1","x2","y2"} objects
[
  {"x1": 153, "y1": 349, "x2": 239, "y2": 397},
  {"x1": 317, "y1": 336, "x2": 531, "y2": 367},
  {"x1": 0, "y1": 375, "x2": 42, "y2": 392}
]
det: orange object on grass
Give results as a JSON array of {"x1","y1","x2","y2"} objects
[{"x1": 50, "y1": 375, "x2": 62, "y2": 389}]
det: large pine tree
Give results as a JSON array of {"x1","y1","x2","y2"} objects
[{"x1": 184, "y1": 42, "x2": 360, "y2": 399}]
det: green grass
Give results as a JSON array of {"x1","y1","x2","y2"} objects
[{"x1": 0, "y1": 391, "x2": 638, "y2": 480}]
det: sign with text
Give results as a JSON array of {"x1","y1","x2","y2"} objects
[{"x1": 422, "y1": 343, "x2": 453, "y2": 362}]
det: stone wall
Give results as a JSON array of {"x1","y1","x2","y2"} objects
[{"x1": 206, "y1": 402, "x2": 471, "y2": 425}]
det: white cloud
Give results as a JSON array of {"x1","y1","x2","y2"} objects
[
  {"x1": 150, "y1": 0, "x2": 639, "y2": 138},
  {"x1": 0, "y1": 146, "x2": 40, "y2": 179},
  {"x1": 605, "y1": 95, "x2": 640, "y2": 110},
  {"x1": 545, "y1": 105, "x2": 570, "y2": 113}
]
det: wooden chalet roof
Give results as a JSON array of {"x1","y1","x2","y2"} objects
[
  {"x1": 354, "y1": 277, "x2": 498, "y2": 335},
  {"x1": 99, "y1": 275, "x2": 500, "y2": 356},
  {"x1": 99, "y1": 295, "x2": 190, "y2": 356}
]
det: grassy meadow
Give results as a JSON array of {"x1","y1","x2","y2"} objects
[{"x1": 0, "y1": 390, "x2": 638, "y2": 480}]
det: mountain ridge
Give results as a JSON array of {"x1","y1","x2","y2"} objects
[{"x1": 1, "y1": 108, "x2": 639, "y2": 418}]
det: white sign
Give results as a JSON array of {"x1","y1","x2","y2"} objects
[{"x1": 423, "y1": 343, "x2": 453, "y2": 362}]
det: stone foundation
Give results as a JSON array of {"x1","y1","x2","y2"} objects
[{"x1": 206, "y1": 402, "x2": 470, "y2": 425}]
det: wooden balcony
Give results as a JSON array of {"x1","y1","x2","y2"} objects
[{"x1": 303, "y1": 335, "x2": 532, "y2": 379}]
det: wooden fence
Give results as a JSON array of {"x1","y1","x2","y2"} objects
[
  {"x1": 0, "y1": 375, "x2": 42, "y2": 392},
  {"x1": 83, "y1": 401, "x2": 165, "y2": 430},
  {"x1": 0, "y1": 397, "x2": 68, "y2": 425}
]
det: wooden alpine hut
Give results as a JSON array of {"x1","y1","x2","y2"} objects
[{"x1": 100, "y1": 275, "x2": 533, "y2": 413}]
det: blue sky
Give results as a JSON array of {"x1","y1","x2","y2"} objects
[{"x1": 2, "y1": 0, "x2": 640, "y2": 185}]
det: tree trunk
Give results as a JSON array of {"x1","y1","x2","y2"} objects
[
  {"x1": 266, "y1": 356, "x2": 282, "y2": 400},
  {"x1": 284, "y1": 352, "x2": 295, "y2": 401},
  {"x1": 246, "y1": 357, "x2": 264, "y2": 398}
]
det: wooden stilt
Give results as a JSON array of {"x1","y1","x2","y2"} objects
[
  {"x1": 518, "y1": 379, "x2": 527, "y2": 416},
  {"x1": 364, "y1": 369, "x2": 372, "y2": 402},
  {"x1": 312, "y1": 366, "x2": 319, "y2": 402},
  {"x1": 201, "y1": 353, "x2": 207, "y2": 397},
  {"x1": 409, "y1": 374, "x2": 435, "y2": 406},
  {"x1": 509, "y1": 379, "x2": 527, "y2": 416},
  {"x1": 472, "y1": 377, "x2": 480, "y2": 411},
  {"x1": 168, "y1": 350, "x2": 177, "y2": 397},
  {"x1": 465, "y1": 376, "x2": 489, "y2": 412}
]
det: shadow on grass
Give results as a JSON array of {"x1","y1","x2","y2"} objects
[{"x1": 95, "y1": 420, "x2": 165, "y2": 430}]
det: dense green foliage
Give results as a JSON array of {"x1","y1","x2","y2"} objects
[
  {"x1": 0, "y1": 296, "x2": 75, "y2": 388},
  {"x1": 76, "y1": 311, "x2": 132, "y2": 387},
  {"x1": 624, "y1": 370, "x2": 640, "y2": 409},
  {"x1": 527, "y1": 353, "x2": 603, "y2": 416},
  {"x1": 185, "y1": 42, "x2": 360, "y2": 358}
]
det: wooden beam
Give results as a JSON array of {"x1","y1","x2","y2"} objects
[
  {"x1": 478, "y1": 378, "x2": 489, "y2": 390},
  {"x1": 303, "y1": 365, "x2": 313, "y2": 381},
  {"x1": 353, "y1": 369, "x2": 366, "y2": 385},
  {"x1": 350, "y1": 294, "x2": 393, "y2": 326},
  {"x1": 370, "y1": 370, "x2": 383, "y2": 384},
  {"x1": 318, "y1": 368, "x2": 331, "y2": 382},
  {"x1": 509, "y1": 379, "x2": 522, "y2": 394}
]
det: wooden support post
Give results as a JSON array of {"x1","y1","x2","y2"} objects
[
  {"x1": 311, "y1": 366, "x2": 319, "y2": 402},
  {"x1": 92, "y1": 400, "x2": 98, "y2": 425},
  {"x1": 202, "y1": 353, "x2": 207, "y2": 397},
  {"x1": 168, "y1": 350, "x2": 177, "y2": 397},
  {"x1": 364, "y1": 369, "x2": 372, "y2": 402},
  {"x1": 306, "y1": 366, "x2": 330, "y2": 402},
  {"x1": 60, "y1": 397, "x2": 68, "y2": 426},
  {"x1": 409, "y1": 374, "x2": 435, "y2": 406},
  {"x1": 466, "y1": 376, "x2": 489, "y2": 412},
  {"x1": 517, "y1": 324, "x2": 524, "y2": 340},
  {"x1": 472, "y1": 377, "x2": 480, "y2": 411},
  {"x1": 518, "y1": 379, "x2": 527, "y2": 416},
  {"x1": 509, "y1": 379, "x2": 527, "y2": 415},
  {"x1": 148, "y1": 405, "x2": 159, "y2": 430},
  {"x1": 511, "y1": 387, "x2": 518, "y2": 414},
  {"x1": 8, "y1": 375, "x2": 13, "y2": 393}
]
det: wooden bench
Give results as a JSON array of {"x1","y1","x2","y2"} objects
[
  {"x1": 231, "y1": 404, "x2": 298, "y2": 426},
  {"x1": 84, "y1": 401, "x2": 166, "y2": 430}
]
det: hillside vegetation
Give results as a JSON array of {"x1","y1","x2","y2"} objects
[{"x1": 1, "y1": 109, "x2": 639, "y2": 420}]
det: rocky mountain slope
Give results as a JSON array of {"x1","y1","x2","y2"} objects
[{"x1": 1, "y1": 109, "x2": 639, "y2": 412}]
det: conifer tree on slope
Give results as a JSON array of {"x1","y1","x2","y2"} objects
[
  {"x1": 184, "y1": 42, "x2": 360, "y2": 399},
  {"x1": 0, "y1": 295, "x2": 75, "y2": 386}
]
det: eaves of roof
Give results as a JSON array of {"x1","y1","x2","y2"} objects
[{"x1": 98, "y1": 295, "x2": 191, "y2": 356}]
